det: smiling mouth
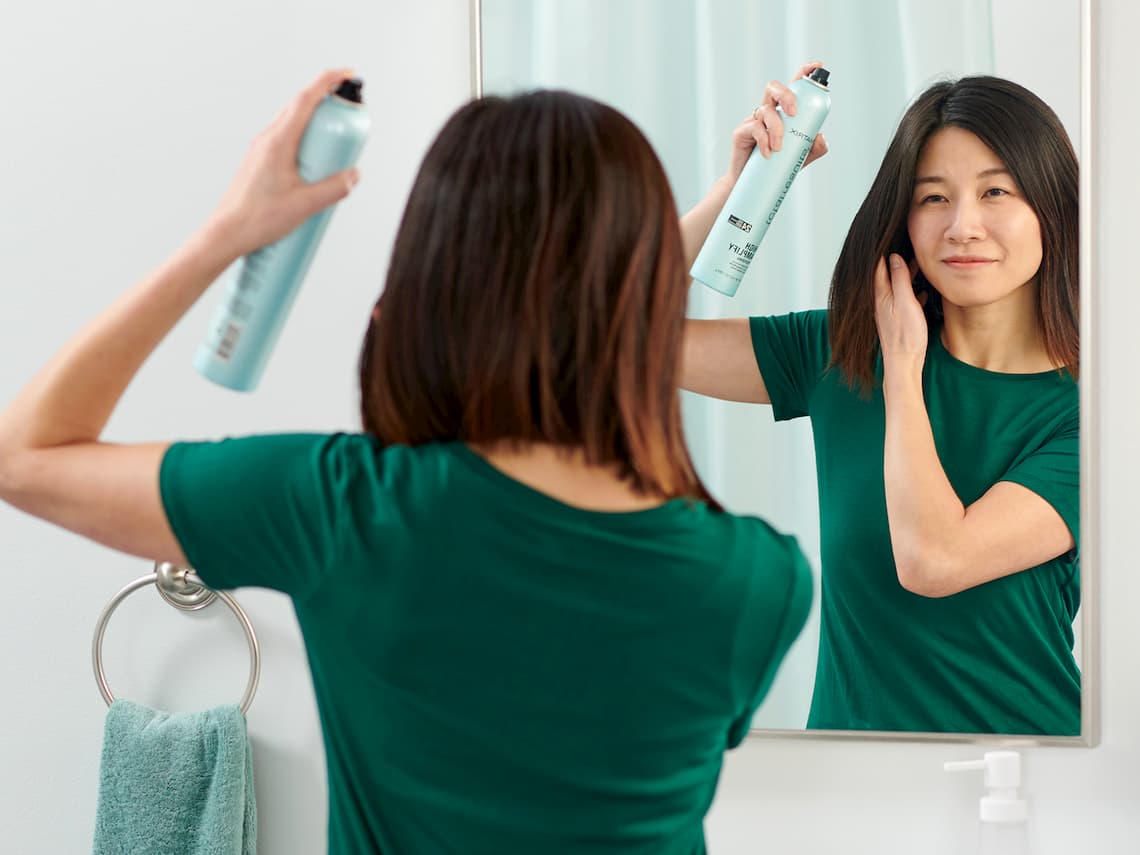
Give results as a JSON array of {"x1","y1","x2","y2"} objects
[{"x1": 942, "y1": 257, "x2": 996, "y2": 268}]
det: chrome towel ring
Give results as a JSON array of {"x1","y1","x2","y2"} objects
[{"x1": 92, "y1": 561, "x2": 260, "y2": 715}]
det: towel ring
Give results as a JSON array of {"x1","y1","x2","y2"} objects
[{"x1": 92, "y1": 561, "x2": 261, "y2": 715}]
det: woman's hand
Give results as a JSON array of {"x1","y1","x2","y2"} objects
[
  {"x1": 874, "y1": 253, "x2": 929, "y2": 370},
  {"x1": 723, "y1": 60, "x2": 829, "y2": 183},
  {"x1": 682, "y1": 61, "x2": 828, "y2": 265},
  {"x1": 208, "y1": 68, "x2": 362, "y2": 258}
]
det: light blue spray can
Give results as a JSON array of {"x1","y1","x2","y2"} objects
[
  {"x1": 690, "y1": 67, "x2": 831, "y2": 297},
  {"x1": 194, "y1": 77, "x2": 371, "y2": 391}
]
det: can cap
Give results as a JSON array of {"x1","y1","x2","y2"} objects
[
  {"x1": 809, "y1": 67, "x2": 830, "y2": 87},
  {"x1": 335, "y1": 77, "x2": 365, "y2": 104}
]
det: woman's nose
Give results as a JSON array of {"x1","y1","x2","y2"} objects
[{"x1": 945, "y1": 200, "x2": 986, "y2": 243}]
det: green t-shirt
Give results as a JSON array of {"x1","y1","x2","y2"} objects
[
  {"x1": 750, "y1": 310, "x2": 1079, "y2": 735},
  {"x1": 159, "y1": 434, "x2": 812, "y2": 854}
]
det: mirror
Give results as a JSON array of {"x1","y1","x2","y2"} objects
[{"x1": 476, "y1": 0, "x2": 1095, "y2": 744}]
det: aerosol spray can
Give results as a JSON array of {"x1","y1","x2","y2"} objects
[
  {"x1": 690, "y1": 67, "x2": 831, "y2": 297},
  {"x1": 194, "y1": 77, "x2": 371, "y2": 391}
]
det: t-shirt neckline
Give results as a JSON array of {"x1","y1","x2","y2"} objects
[
  {"x1": 450, "y1": 442, "x2": 697, "y2": 524},
  {"x1": 929, "y1": 327, "x2": 1068, "y2": 382}
]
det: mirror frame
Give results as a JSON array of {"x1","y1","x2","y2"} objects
[{"x1": 471, "y1": 0, "x2": 1099, "y2": 747}]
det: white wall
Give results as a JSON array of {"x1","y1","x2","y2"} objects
[
  {"x1": 0, "y1": 2, "x2": 470, "y2": 852},
  {"x1": 3, "y1": 1, "x2": 1138, "y2": 854}
]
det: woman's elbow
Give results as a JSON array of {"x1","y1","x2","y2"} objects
[
  {"x1": 894, "y1": 549, "x2": 964, "y2": 598},
  {"x1": 0, "y1": 444, "x2": 42, "y2": 508},
  {"x1": 0, "y1": 442, "x2": 20, "y2": 500}
]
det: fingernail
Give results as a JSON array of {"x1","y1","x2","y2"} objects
[{"x1": 890, "y1": 254, "x2": 902, "y2": 269}]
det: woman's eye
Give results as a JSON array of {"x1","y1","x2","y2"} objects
[
  {"x1": 983, "y1": 187, "x2": 1010, "y2": 198},
  {"x1": 919, "y1": 194, "x2": 947, "y2": 204}
]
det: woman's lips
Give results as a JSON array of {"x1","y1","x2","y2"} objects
[{"x1": 942, "y1": 256, "x2": 996, "y2": 269}]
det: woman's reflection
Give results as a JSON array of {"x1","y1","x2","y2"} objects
[{"x1": 682, "y1": 63, "x2": 1079, "y2": 734}]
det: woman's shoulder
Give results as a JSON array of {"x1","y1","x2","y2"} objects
[
  {"x1": 751, "y1": 307, "x2": 830, "y2": 334},
  {"x1": 195, "y1": 432, "x2": 460, "y2": 493},
  {"x1": 706, "y1": 511, "x2": 814, "y2": 634},
  {"x1": 698, "y1": 506, "x2": 812, "y2": 581}
]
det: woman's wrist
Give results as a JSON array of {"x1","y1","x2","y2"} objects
[
  {"x1": 708, "y1": 173, "x2": 736, "y2": 205},
  {"x1": 881, "y1": 355, "x2": 924, "y2": 399},
  {"x1": 194, "y1": 211, "x2": 256, "y2": 266}
]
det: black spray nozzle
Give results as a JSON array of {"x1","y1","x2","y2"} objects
[
  {"x1": 809, "y1": 67, "x2": 831, "y2": 87},
  {"x1": 335, "y1": 77, "x2": 365, "y2": 104}
]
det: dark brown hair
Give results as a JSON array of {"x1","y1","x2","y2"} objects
[
  {"x1": 829, "y1": 76, "x2": 1079, "y2": 392},
  {"x1": 359, "y1": 90, "x2": 718, "y2": 507}
]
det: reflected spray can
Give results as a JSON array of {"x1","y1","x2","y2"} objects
[
  {"x1": 690, "y1": 67, "x2": 831, "y2": 297},
  {"x1": 194, "y1": 77, "x2": 371, "y2": 392}
]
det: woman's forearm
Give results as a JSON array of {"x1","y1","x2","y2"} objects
[
  {"x1": 881, "y1": 360, "x2": 968, "y2": 595},
  {"x1": 680, "y1": 176, "x2": 734, "y2": 272},
  {"x1": 0, "y1": 220, "x2": 240, "y2": 457}
]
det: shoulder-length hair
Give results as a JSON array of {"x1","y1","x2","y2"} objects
[
  {"x1": 359, "y1": 90, "x2": 718, "y2": 507},
  {"x1": 829, "y1": 75, "x2": 1079, "y2": 393}
]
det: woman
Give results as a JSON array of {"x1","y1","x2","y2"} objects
[
  {"x1": 0, "y1": 70, "x2": 811, "y2": 853},
  {"x1": 682, "y1": 63, "x2": 1079, "y2": 735}
]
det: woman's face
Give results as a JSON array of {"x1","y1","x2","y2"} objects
[{"x1": 906, "y1": 127, "x2": 1043, "y2": 311}]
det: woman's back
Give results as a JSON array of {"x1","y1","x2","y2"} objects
[{"x1": 160, "y1": 433, "x2": 811, "y2": 854}]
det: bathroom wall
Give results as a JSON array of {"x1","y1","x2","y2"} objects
[
  {"x1": 0, "y1": 2, "x2": 471, "y2": 851},
  {"x1": 1, "y1": 1, "x2": 1136, "y2": 853}
]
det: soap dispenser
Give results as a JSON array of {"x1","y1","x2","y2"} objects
[{"x1": 944, "y1": 751, "x2": 1030, "y2": 855}]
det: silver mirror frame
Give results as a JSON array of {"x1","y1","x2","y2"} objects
[{"x1": 470, "y1": 0, "x2": 1099, "y2": 747}]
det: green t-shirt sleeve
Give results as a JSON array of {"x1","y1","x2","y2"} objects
[
  {"x1": 159, "y1": 433, "x2": 364, "y2": 600},
  {"x1": 726, "y1": 530, "x2": 814, "y2": 747},
  {"x1": 999, "y1": 413, "x2": 1080, "y2": 554},
  {"x1": 748, "y1": 309, "x2": 831, "y2": 421}
]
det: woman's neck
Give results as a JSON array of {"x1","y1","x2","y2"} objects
[
  {"x1": 939, "y1": 287, "x2": 1058, "y2": 373},
  {"x1": 467, "y1": 441, "x2": 666, "y2": 512}
]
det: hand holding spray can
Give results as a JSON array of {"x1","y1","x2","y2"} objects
[
  {"x1": 194, "y1": 77, "x2": 371, "y2": 391},
  {"x1": 690, "y1": 67, "x2": 831, "y2": 297}
]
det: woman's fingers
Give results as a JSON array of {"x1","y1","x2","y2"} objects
[
  {"x1": 791, "y1": 60, "x2": 826, "y2": 82},
  {"x1": 751, "y1": 62, "x2": 824, "y2": 158},
  {"x1": 209, "y1": 69, "x2": 361, "y2": 254},
  {"x1": 803, "y1": 132, "x2": 828, "y2": 168},
  {"x1": 297, "y1": 167, "x2": 361, "y2": 220},
  {"x1": 875, "y1": 254, "x2": 920, "y2": 314},
  {"x1": 751, "y1": 105, "x2": 776, "y2": 158},
  {"x1": 874, "y1": 255, "x2": 891, "y2": 306},
  {"x1": 889, "y1": 253, "x2": 912, "y2": 294},
  {"x1": 283, "y1": 68, "x2": 355, "y2": 136},
  {"x1": 732, "y1": 61, "x2": 827, "y2": 173},
  {"x1": 878, "y1": 254, "x2": 930, "y2": 358}
]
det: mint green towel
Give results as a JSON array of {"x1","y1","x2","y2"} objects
[{"x1": 92, "y1": 700, "x2": 257, "y2": 855}]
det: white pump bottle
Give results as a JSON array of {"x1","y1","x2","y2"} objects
[{"x1": 945, "y1": 751, "x2": 1031, "y2": 855}]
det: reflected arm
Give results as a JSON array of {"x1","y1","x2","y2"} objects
[
  {"x1": 678, "y1": 179, "x2": 771, "y2": 403},
  {"x1": 677, "y1": 87, "x2": 828, "y2": 405},
  {"x1": 680, "y1": 319, "x2": 770, "y2": 404},
  {"x1": 882, "y1": 362, "x2": 1075, "y2": 597},
  {"x1": 680, "y1": 176, "x2": 734, "y2": 272}
]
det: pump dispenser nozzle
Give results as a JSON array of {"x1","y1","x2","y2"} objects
[{"x1": 945, "y1": 751, "x2": 1028, "y2": 824}]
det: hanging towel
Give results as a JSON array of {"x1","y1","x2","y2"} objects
[{"x1": 92, "y1": 699, "x2": 257, "y2": 855}]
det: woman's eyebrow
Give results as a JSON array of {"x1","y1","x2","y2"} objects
[{"x1": 914, "y1": 167, "x2": 1012, "y2": 186}]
